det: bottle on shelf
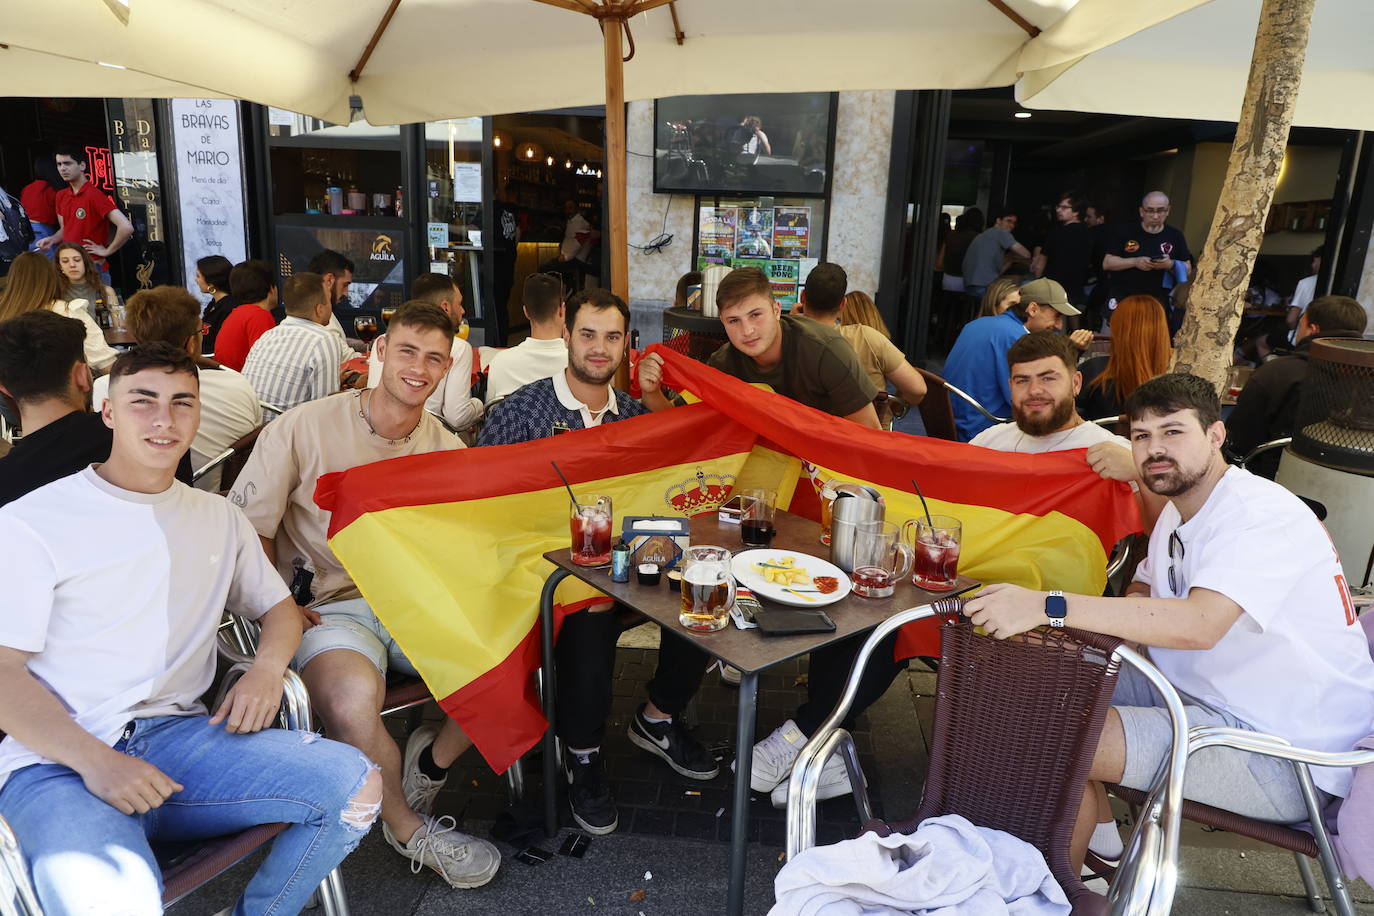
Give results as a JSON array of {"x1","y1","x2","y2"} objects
[{"x1": 394, "y1": 187, "x2": 404, "y2": 218}]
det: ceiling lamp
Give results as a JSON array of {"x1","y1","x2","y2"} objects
[
  {"x1": 545, "y1": 154, "x2": 555, "y2": 166},
  {"x1": 516, "y1": 141, "x2": 544, "y2": 161},
  {"x1": 492, "y1": 129, "x2": 512, "y2": 149},
  {"x1": 1013, "y1": 111, "x2": 1033, "y2": 119}
]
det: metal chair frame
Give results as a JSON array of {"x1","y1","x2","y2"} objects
[
  {"x1": 942, "y1": 379, "x2": 1010, "y2": 426},
  {"x1": 0, "y1": 653, "x2": 349, "y2": 916},
  {"x1": 1238, "y1": 436, "x2": 1292, "y2": 470},
  {"x1": 785, "y1": 603, "x2": 1189, "y2": 916}
]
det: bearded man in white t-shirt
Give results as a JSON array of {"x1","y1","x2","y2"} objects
[
  {"x1": 0, "y1": 343, "x2": 381, "y2": 914},
  {"x1": 965, "y1": 372, "x2": 1374, "y2": 880}
]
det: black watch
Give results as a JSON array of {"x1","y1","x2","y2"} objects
[{"x1": 1045, "y1": 590, "x2": 1067, "y2": 628}]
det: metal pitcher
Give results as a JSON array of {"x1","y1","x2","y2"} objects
[{"x1": 829, "y1": 484, "x2": 885, "y2": 573}]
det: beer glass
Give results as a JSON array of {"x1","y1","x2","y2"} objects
[
  {"x1": 570, "y1": 495, "x2": 613, "y2": 567},
  {"x1": 679, "y1": 545, "x2": 736, "y2": 632},
  {"x1": 353, "y1": 315, "x2": 379, "y2": 343},
  {"x1": 901, "y1": 516, "x2": 962, "y2": 591},
  {"x1": 851, "y1": 521, "x2": 913, "y2": 598},
  {"x1": 818, "y1": 481, "x2": 838, "y2": 545}
]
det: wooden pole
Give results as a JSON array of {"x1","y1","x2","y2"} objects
[
  {"x1": 602, "y1": 12, "x2": 629, "y2": 303},
  {"x1": 1171, "y1": 0, "x2": 1315, "y2": 389}
]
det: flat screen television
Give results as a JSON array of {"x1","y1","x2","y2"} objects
[{"x1": 654, "y1": 93, "x2": 835, "y2": 196}]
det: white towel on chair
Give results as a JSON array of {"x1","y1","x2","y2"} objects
[{"x1": 770, "y1": 814, "x2": 1070, "y2": 916}]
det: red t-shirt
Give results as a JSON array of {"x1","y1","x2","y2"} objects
[
  {"x1": 56, "y1": 180, "x2": 117, "y2": 253},
  {"x1": 214, "y1": 304, "x2": 277, "y2": 371},
  {"x1": 19, "y1": 180, "x2": 57, "y2": 224}
]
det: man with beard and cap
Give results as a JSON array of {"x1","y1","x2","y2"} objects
[
  {"x1": 964, "y1": 372, "x2": 1374, "y2": 893},
  {"x1": 478, "y1": 288, "x2": 717, "y2": 838},
  {"x1": 969, "y1": 331, "x2": 1165, "y2": 525}
]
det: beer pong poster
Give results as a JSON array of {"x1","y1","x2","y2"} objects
[{"x1": 318, "y1": 350, "x2": 1139, "y2": 771}]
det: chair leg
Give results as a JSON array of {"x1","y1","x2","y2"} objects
[
  {"x1": 504, "y1": 758, "x2": 525, "y2": 805},
  {"x1": 1295, "y1": 853, "x2": 1326, "y2": 914},
  {"x1": 317, "y1": 867, "x2": 350, "y2": 916}
]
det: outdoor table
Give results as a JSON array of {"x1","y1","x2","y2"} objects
[
  {"x1": 103, "y1": 328, "x2": 136, "y2": 348},
  {"x1": 538, "y1": 509, "x2": 977, "y2": 916}
]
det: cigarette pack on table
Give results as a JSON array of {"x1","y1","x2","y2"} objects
[{"x1": 621, "y1": 516, "x2": 690, "y2": 570}]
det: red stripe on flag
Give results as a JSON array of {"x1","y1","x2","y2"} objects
[
  {"x1": 317, "y1": 401, "x2": 757, "y2": 537},
  {"x1": 651, "y1": 346, "x2": 1138, "y2": 551}
]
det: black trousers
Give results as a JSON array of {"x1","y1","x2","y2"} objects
[
  {"x1": 554, "y1": 607, "x2": 711, "y2": 748},
  {"x1": 793, "y1": 631, "x2": 908, "y2": 738}
]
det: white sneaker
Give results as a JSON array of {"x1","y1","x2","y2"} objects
[
  {"x1": 400, "y1": 724, "x2": 446, "y2": 816},
  {"x1": 720, "y1": 663, "x2": 742, "y2": 686},
  {"x1": 383, "y1": 815, "x2": 500, "y2": 888},
  {"x1": 749, "y1": 720, "x2": 809, "y2": 793},
  {"x1": 769, "y1": 753, "x2": 856, "y2": 808}
]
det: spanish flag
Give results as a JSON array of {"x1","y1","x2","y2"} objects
[{"x1": 317, "y1": 347, "x2": 1140, "y2": 772}]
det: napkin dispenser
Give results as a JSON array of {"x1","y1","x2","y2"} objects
[{"x1": 622, "y1": 516, "x2": 691, "y2": 569}]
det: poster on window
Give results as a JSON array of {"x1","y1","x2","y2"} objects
[
  {"x1": 735, "y1": 206, "x2": 775, "y2": 258},
  {"x1": 767, "y1": 258, "x2": 800, "y2": 309},
  {"x1": 170, "y1": 99, "x2": 247, "y2": 302},
  {"x1": 772, "y1": 206, "x2": 810, "y2": 259},
  {"x1": 698, "y1": 206, "x2": 738, "y2": 258}
]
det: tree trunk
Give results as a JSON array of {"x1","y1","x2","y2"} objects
[{"x1": 1171, "y1": 0, "x2": 1315, "y2": 390}]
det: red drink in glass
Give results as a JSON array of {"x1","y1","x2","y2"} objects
[
  {"x1": 570, "y1": 496, "x2": 613, "y2": 566},
  {"x1": 852, "y1": 565, "x2": 894, "y2": 598},
  {"x1": 913, "y1": 535, "x2": 960, "y2": 590}
]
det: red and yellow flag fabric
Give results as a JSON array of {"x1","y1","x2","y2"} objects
[{"x1": 317, "y1": 347, "x2": 1140, "y2": 772}]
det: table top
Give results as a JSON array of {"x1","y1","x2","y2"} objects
[
  {"x1": 103, "y1": 328, "x2": 136, "y2": 346},
  {"x1": 543, "y1": 510, "x2": 977, "y2": 674}
]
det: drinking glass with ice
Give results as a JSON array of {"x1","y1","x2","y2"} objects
[
  {"x1": 570, "y1": 495, "x2": 613, "y2": 567},
  {"x1": 901, "y1": 515, "x2": 962, "y2": 591}
]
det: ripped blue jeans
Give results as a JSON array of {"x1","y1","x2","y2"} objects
[{"x1": 0, "y1": 715, "x2": 377, "y2": 916}]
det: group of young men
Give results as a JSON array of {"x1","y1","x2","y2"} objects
[{"x1": 1, "y1": 249, "x2": 1370, "y2": 911}]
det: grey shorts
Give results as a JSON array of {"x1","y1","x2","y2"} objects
[
  {"x1": 1114, "y1": 665, "x2": 1317, "y2": 824},
  {"x1": 294, "y1": 597, "x2": 420, "y2": 680}
]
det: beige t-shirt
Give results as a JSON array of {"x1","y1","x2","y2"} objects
[
  {"x1": 838, "y1": 324, "x2": 904, "y2": 424},
  {"x1": 229, "y1": 390, "x2": 462, "y2": 606}
]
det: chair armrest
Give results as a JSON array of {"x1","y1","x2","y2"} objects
[
  {"x1": 191, "y1": 446, "x2": 236, "y2": 484},
  {"x1": 1239, "y1": 438, "x2": 1291, "y2": 470},
  {"x1": 1106, "y1": 539, "x2": 1132, "y2": 580},
  {"x1": 1091, "y1": 415, "x2": 1123, "y2": 430},
  {"x1": 785, "y1": 598, "x2": 963, "y2": 859},
  {"x1": 0, "y1": 813, "x2": 42, "y2": 915},
  {"x1": 941, "y1": 380, "x2": 1009, "y2": 425},
  {"x1": 216, "y1": 613, "x2": 260, "y2": 666},
  {"x1": 1187, "y1": 726, "x2": 1374, "y2": 771},
  {"x1": 213, "y1": 662, "x2": 313, "y2": 734}
]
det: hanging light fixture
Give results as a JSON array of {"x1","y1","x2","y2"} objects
[
  {"x1": 492, "y1": 129, "x2": 512, "y2": 150},
  {"x1": 545, "y1": 154, "x2": 555, "y2": 166}
]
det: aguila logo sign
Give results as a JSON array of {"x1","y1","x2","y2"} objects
[{"x1": 370, "y1": 235, "x2": 396, "y2": 261}]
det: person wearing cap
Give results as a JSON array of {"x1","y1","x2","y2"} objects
[{"x1": 942, "y1": 277, "x2": 1091, "y2": 441}]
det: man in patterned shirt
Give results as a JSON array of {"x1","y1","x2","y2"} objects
[
  {"x1": 478, "y1": 289, "x2": 717, "y2": 837},
  {"x1": 241, "y1": 272, "x2": 341, "y2": 411}
]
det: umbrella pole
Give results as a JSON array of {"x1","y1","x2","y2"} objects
[
  {"x1": 1171, "y1": 0, "x2": 1315, "y2": 389},
  {"x1": 602, "y1": 17, "x2": 629, "y2": 304}
]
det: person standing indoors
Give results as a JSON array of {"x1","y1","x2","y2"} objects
[
  {"x1": 1100, "y1": 192, "x2": 1192, "y2": 313},
  {"x1": 0, "y1": 251, "x2": 118, "y2": 373},
  {"x1": 0, "y1": 342, "x2": 382, "y2": 915},
  {"x1": 35, "y1": 146, "x2": 134, "y2": 281},
  {"x1": 484, "y1": 272, "x2": 568, "y2": 404},
  {"x1": 1031, "y1": 191, "x2": 1096, "y2": 313},
  {"x1": 961, "y1": 209, "x2": 1030, "y2": 299},
  {"x1": 213, "y1": 261, "x2": 278, "y2": 373},
  {"x1": 19, "y1": 155, "x2": 63, "y2": 255},
  {"x1": 196, "y1": 254, "x2": 235, "y2": 353}
]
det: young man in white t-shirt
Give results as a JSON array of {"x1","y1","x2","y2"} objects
[
  {"x1": 231, "y1": 302, "x2": 501, "y2": 890},
  {"x1": 367, "y1": 273, "x2": 482, "y2": 430},
  {"x1": 0, "y1": 343, "x2": 381, "y2": 914},
  {"x1": 965, "y1": 372, "x2": 1374, "y2": 877},
  {"x1": 484, "y1": 271, "x2": 568, "y2": 404}
]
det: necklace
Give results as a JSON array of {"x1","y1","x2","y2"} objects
[
  {"x1": 358, "y1": 391, "x2": 421, "y2": 445},
  {"x1": 1016, "y1": 417, "x2": 1085, "y2": 453}
]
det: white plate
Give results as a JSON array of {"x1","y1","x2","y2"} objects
[{"x1": 731, "y1": 549, "x2": 851, "y2": 607}]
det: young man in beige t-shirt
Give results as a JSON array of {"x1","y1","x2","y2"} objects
[{"x1": 230, "y1": 302, "x2": 501, "y2": 890}]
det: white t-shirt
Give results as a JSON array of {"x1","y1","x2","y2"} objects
[
  {"x1": 367, "y1": 334, "x2": 481, "y2": 430},
  {"x1": 94, "y1": 366, "x2": 263, "y2": 492},
  {"x1": 1133, "y1": 467, "x2": 1374, "y2": 797},
  {"x1": 0, "y1": 468, "x2": 289, "y2": 781},
  {"x1": 969, "y1": 418, "x2": 1128, "y2": 453},
  {"x1": 484, "y1": 337, "x2": 568, "y2": 404}
]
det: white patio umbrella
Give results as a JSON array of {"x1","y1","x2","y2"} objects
[
  {"x1": 0, "y1": 0, "x2": 1213, "y2": 298},
  {"x1": 1015, "y1": 0, "x2": 1374, "y2": 130}
]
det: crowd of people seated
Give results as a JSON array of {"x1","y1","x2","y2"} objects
[{"x1": 0, "y1": 240, "x2": 1369, "y2": 914}]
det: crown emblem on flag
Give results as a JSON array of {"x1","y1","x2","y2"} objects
[{"x1": 664, "y1": 468, "x2": 735, "y2": 516}]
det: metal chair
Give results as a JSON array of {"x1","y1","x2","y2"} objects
[
  {"x1": 192, "y1": 424, "x2": 266, "y2": 493},
  {"x1": 786, "y1": 602, "x2": 1188, "y2": 915},
  {"x1": 911, "y1": 369, "x2": 1009, "y2": 442},
  {"x1": 1237, "y1": 436, "x2": 1292, "y2": 470},
  {"x1": 0, "y1": 659, "x2": 350, "y2": 916}
]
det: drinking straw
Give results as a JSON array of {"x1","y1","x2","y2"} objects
[
  {"x1": 910, "y1": 479, "x2": 934, "y2": 526},
  {"x1": 551, "y1": 461, "x2": 579, "y2": 508}
]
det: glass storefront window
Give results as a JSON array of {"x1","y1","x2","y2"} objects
[
  {"x1": 424, "y1": 118, "x2": 483, "y2": 320},
  {"x1": 266, "y1": 109, "x2": 403, "y2": 217}
]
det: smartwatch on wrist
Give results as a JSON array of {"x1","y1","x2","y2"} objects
[{"x1": 1045, "y1": 590, "x2": 1067, "y2": 628}]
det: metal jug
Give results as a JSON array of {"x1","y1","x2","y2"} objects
[{"x1": 829, "y1": 484, "x2": 885, "y2": 573}]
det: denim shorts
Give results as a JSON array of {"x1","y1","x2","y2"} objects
[
  {"x1": 294, "y1": 597, "x2": 420, "y2": 680},
  {"x1": 1114, "y1": 665, "x2": 1316, "y2": 824}
]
